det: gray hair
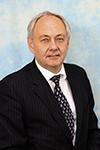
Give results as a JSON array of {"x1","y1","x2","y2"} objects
[{"x1": 27, "y1": 11, "x2": 71, "y2": 41}]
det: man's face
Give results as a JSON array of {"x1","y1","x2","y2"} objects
[{"x1": 28, "y1": 15, "x2": 69, "y2": 73}]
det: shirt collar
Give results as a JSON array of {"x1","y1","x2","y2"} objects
[{"x1": 35, "y1": 60, "x2": 67, "y2": 82}]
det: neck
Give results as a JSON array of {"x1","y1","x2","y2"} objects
[
  {"x1": 46, "y1": 66, "x2": 62, "y2": 74},
  {"x1": 35, "y1": 59, "x2": 62, "y2": 74}
]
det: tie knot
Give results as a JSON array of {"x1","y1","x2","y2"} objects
[{"x1": 50, "y1": 75, "x2": 60, "y2": 85}]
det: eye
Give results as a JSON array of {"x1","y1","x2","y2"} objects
[
  {"x1": 56, "y1": 37, "x2": 64, "y2": 42},
  {"x1": 40, "y1": 38, "x2": 49, "y2": 42}
]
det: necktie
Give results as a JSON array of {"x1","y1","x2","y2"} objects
[{"x1": 51, "y1": 75, "x2": 75, "y2": 140}]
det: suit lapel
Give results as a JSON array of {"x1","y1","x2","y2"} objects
[
  {"x1": 33, "y1": 79, "x2": 67, "y2": 131},
  {"x1": 34, "y1": 80, "x2": 74, "y2": 142},
  {"x1": 65, "y1": 64, "x2": 83, "y2": 146},
  {"x1": 29, "y1": 60, "x2": 72, "y2": 140}
]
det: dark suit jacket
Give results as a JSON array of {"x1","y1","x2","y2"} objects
[{"x1": 0, "y1": 59, "x2": 100, "y2": 150}]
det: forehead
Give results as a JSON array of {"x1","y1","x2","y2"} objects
[{"x1": 33, "y1": 15, "x2": 66, "y2": 35}]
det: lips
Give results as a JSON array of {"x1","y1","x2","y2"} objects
[
  {"x1": 48, "y1": 56, "x2": 60, "y2": 59},
  {"x1": 47, "y1": 53, "x2": 60, "y2": 57}
]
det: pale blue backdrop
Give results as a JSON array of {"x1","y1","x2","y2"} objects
[{"x1": 0, "y1": 0, "x2": 100, "y2": 126}]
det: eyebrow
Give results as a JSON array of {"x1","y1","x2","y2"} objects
[
  {"x1": 39, "y1": 34, "x2": 65, "y2": 39},
  {"x1": 39, "y1": 35, "x2": 50, "y2": 39},
  {"x1": 56, "y1": 34, "x2": 65, "y2": 37}
]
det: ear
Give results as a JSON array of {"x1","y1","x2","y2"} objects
[
  {"x1": 27, "y1": 37, "x2": 34, "y2": 53},
  {"x1": 67, "y1": 37, "x2": 70, "y2": 48}
]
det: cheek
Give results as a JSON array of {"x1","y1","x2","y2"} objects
[
  {"x1": 59, "y1": 45, "x2": 68, "y2": 54},
  {"x1": 64, "y1": 43, "x2": 69, "y2": 51},
  {"x1": 34, "y1": 43, "x2": 49, "y2": 55},
  {"x1": 35, "y1": 49, "x2": 46, "y2": 60},
  {"x1": 58, "y1": 41, "x2": 68, "y2": 48}
]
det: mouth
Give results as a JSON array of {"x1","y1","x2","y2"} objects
[{"x1": 47, "y1": 54, "x2": 60, "y2": 58}]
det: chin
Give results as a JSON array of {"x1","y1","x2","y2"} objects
[{"x1": 49, "y1": 62, "x2": 61, "y2": 68}]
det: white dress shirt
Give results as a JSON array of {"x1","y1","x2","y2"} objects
[{"x1": 35, "y1": 60, "x2": 77, "y2": 145}]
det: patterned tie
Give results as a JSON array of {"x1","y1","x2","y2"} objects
[{"x1": 51, "y1": 75, "x2": 75, "y2": 140}]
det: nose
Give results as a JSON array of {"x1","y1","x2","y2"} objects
[{"x1": 49, "y1": 39, "x2": 58, "y2": 50}]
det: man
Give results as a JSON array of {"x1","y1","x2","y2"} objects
[{"x1": 0, "y1": 11, "x2": 100, "y2": 150}]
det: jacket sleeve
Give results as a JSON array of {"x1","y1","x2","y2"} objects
[{"x1": 0, "y1": 79, "x2": 27, "y2": 150}]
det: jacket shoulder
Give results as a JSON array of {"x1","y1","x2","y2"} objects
[
  {"x1": 64, "y1": 63, "x2": 86, "y2": 74},
  {"x1": 0, "y1": 61, "x2": 33, "y2": 84}
]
